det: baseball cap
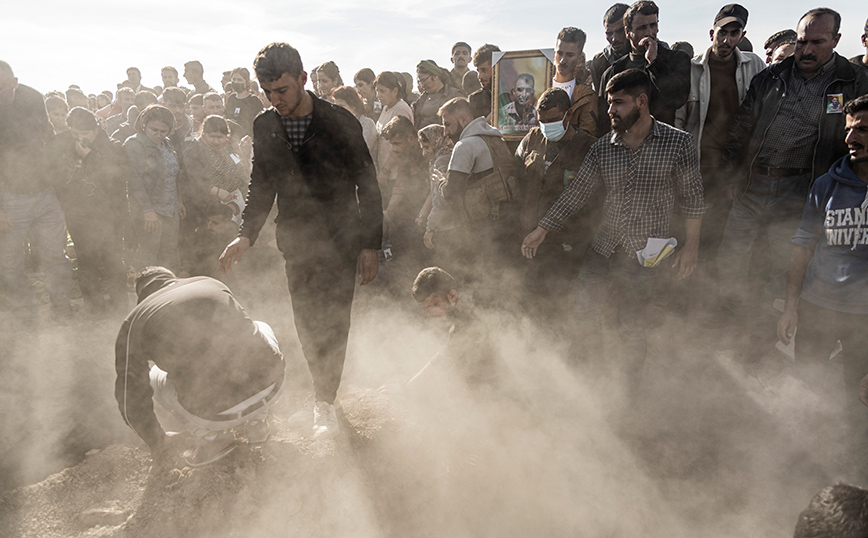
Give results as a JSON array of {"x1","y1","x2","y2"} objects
[{"x1": 714, "y1": 4, "x2": 748, "y2": 29}]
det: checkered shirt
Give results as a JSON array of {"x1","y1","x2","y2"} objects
[
  {"x1": 757, "y1": 58, "x2": 836, "y2": 168},
  {"x1": 539, "y1": 119, "x2": 705, "y2": 257},
  {"x1": 281, "y1": 113, "x2": 313, "y2": 152}
]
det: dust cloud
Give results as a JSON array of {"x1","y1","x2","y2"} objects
[{"x1": 0, "y1": 257, "x2": 864, "y2": 538}]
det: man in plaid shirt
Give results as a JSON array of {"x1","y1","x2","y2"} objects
[{"x1": 522, "y1": 68, "x2": 704, "y2": 395}]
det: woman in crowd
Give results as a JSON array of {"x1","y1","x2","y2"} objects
[
  {"x1": 315, "y1": 61, "x2": 343, "y2": 99},
  {"x1": 124, "y1": 104, "x2": 184, "y2": 271},
  {"x1": 45, "y1": 95, "x2": 69, "y2": 134},
  {"x1": 332, "y1": 86, "x2": 378, "y2": 159},
  {"x1": 182, "y1": 115, "x2": 249, "y2": 230},
  {"x1": 413, "y1": 60, "x2": 464, "y2": 130},
  {"x1": 224, "y1": 67, "x2": 263, "y2": 137},
  {"x1": 354, "y1": 68, "x2": 380, "y2": 120},
  {"x1": 374, "y1": 71, "x2": 414, "y2": 189}
]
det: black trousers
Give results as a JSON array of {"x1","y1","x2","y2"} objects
[
  {"x1": 283, "y1": 247, "x2": 357, "y2": 405},
  {"x1": 66, "y1": 213, "x2": 126, "y2": 310}
]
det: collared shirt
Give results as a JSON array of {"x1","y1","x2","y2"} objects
[
  {"x1": 539, "y1": 119, "x2": 705, "y2": 257},
  {"x1": 758, "y1": 58, "x2": 837, "y2": 168},
  {"x1": 280, "y1": 113, "x2": 313, "y2": 152}
]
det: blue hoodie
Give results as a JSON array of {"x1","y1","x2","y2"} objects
[{"x1": 793, "y1": 155, "x2": 868, "y2": 314}]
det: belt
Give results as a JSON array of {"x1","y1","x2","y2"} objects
[
  {"x1": 199, "y1": 372, "x2": 284, "y2": 422},
  {"x1": 752, "y1": 165, "x2": 811, "y2": 178}
]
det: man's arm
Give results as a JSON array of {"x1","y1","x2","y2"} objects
[
  {"x1": 723, "y1": 72, "x2": 763, "y2": 184},
  {"x1": 672, "y1": 217, "x2": 701, "y2": 279},
  {"x1": 777, "y1": 245, "x2": 813, "y2": 345},
  {"x1": 672, "y1": 133, "x2": 705, "y2": 278},
  {"x1": 114, "y1": 319, "x2": 165, "y2": 452}
]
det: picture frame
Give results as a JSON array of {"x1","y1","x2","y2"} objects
[{"x1": 491, "y1": 49, "x2": 555, "y2": 141}]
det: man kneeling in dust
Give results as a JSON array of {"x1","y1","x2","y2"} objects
[{"x1": 115, "y1": 267, "x2": 285, "y2": 466}]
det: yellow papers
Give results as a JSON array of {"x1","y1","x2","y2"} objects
[{"x1": 636, "y1": 237, "x2": 678, "y2": 267}]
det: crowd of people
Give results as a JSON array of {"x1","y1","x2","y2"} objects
[{"x1": 4, "y1": 1, "x2": 868, "y2": 531}]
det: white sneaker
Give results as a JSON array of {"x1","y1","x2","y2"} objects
[{"x1": 313, "y1": 401, "x2": 339, "y2": 439}]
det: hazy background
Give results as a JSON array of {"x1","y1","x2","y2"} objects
[{"x1": 2, "y1": 0, "x2": 864, "y2": 96}]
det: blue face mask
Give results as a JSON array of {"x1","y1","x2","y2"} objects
[{"x1": 540, "y1": 113, "x2": 568, "y2": 142}]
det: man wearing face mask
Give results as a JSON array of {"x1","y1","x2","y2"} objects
[{"x1": 514, "y1": 88, "x2": 599, "y2": 322}]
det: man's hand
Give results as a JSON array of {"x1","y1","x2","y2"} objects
[
  {"x1": 640, "y1": 37, "x2": 658, "y2": 64},
  {"x1": 219, "y1": 236, "x2": 250, "y2": 273},
  {"x1": 423, "y1": 231, "x2": 435, "y2": 250},
  {"x1": 521, "y1": 226, "x2": 548, "y2": 259},
  {"x1": 671, "y1": 242, "x2": 699, "y2": 279},
  {"x1": 777, "y1": 307, "x2": 798, "y2": 346},
  {"x1": 143, "y1": 211, "x2": 160, "y2": 233},
  {"x1": 0, "y1": 209, "x2": 11, "y2": 234},
  {"x1": 74, "y1": 139, "x2": 92, "y2": 159},
  {"x1": 357, "y1": 248, "x2": 378, "y2": 285}
]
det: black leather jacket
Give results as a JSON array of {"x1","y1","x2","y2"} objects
[{"x1": 724, "y1": 53, "x2": 868, "y2": 189}]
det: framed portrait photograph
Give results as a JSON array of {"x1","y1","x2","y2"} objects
[{"x1": 491, "y1": 49, "x2": 555, "y2": 141}]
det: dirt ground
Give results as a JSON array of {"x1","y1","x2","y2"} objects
[{"x1": 1, "y1": 270, "x2": 866, "y2": 538}]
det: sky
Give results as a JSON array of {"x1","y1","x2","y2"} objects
[{"x1": 1, "y1": 0, "x2": 864, "y2": 96}]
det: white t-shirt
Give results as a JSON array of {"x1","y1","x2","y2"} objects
[{"x1": 551, "y1": 78, "x2": 576, "y2": 103}]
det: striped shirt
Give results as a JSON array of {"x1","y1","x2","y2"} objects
[{"x1": 539, "y1": 119, "x2": 705, "y2": 256}]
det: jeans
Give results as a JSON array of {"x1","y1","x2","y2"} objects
[
  {"x1": 572, "y1": 249, "x2": 660, "y2": 394},
  {"x1": 149, "y1": 321, "x2": 284, "y2": 437},
  {"x1": 133, "y1": 211, "x2": 179, "y2": 271},
  {"x1": 0, "y1": 189, "x2": 72, "y2": 318},
  {"x1": 716, "y1": 172, "x2": 810, "y2": 345}
]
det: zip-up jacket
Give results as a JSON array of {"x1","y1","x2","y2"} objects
[
  {"x1": 724, "y1": 53, "x2": 868, "y2": 188},
  {"x1": 239, "y1": 92, "x2": 383, "y2": 256}
]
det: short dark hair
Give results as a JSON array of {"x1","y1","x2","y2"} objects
[
  {"x1": 844, "y1": 95, "x2": 868, "y2": 116},
  {"x1": 624, "y1": 0, "x2": 659, "y2": 31},
  {"x1": 516, "y1": 73, "x2": 535, "y2": 89},
  {"x1": 161, "y1": 66, "x2": 178, "y2": 76},
  {"x1": 67, "y1": 107, "x2": 99, "y2": 130},
  {"x1": 187, "y1": 93, "x2": 204, "y2": 106},
  {"x1": 764, "y1": 29, "x2": 797, "y2": 51},
  {"x1": 354, "y1": 68, "x2": 375, "y2": 85},
  {"x1": 537, "y1": 88, "x2": 572, "y2": 114},
  {"x1": 127, "y1": 67, "x2": 141, "y2": 77},
  {"x1": 332, "y1": 86, "x2": 365, "y2": 115},
  {"x1": 557, "y1": 27, "x2": 587, "y2": 51},
  {"x1": 161, "y1": 86, "x2": 186, "y2": 106},
  {"x1": 605, "y1": 68, "x2": 652, "y2": 99},
  {"x1": 452, "y1": 42, "x2": 471, "y2": 55},
  {"x1": 438, "y1": 97, "x2": 472, "y2": 118},
  {"x1": 254, "y1": 42, "x2": 304, "y2": 83},
  {"x1": 44, "y1": 95, "x2": 68, "y2": 114},
  {"x1": 184, "y1": 60, "x2": 204, "y2": 75},
  {"x1": 793, "y1": 485, "x2": 868, "y2": 538},
  {"x1": 116, "y1": 87, "x2": 134, "y2": 99},
  {"x1": 202, "y1": 91, "x2": 222, "y2": 104},
  {"x1": 604, "y1": 3, "x2": 630, "y2": 24},
  {"x1": 671, "y1": 41, "x2": 694, "y2": 58},
  {"x1": 382, "y1": 115, "x2": 417, "y2": 141},
  {"x1": 412, "y1": 267, "x2": 457, "y2": 302},
  {"x1": 472, "y1": 44, "x2": 501, "y2": 68},
  {"x1": 135, "y1": 266, "x2": 176, "y2": 300},
  {"x1": 134, "y1": 90, "x2": 158, "y2": 110},
  {"x1": 799, "y1": 7, "x2": 841, "y2": 34}
]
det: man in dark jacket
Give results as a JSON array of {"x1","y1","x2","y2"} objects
[
  {"x1": 47, "y1": 107, "x2": 129, "y2": 314},
  {"x1": 115, "y1": 267, "x2": 286, "y2": 466},
  {"x1": 717, "y1": 8, "x2": 868, "y2": 362},
  {"x1": 597, "y1": 0, "x2": 690, "y2": 132},
  {"x1": 515, "y1": 88, "x2": 599, "y2": 322},
  {"x1": 0, "y1": 60, "x2": 72, "y2": 322},
  {"x1": 778, "y1": 96, "x2": 868, "y2": 426},
  {"x1": 220, "y1": 43, "x2": 383, "y2": 439},
  {"x1": 590, "y1": 3, "x2": 630, "y2": 93}
]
